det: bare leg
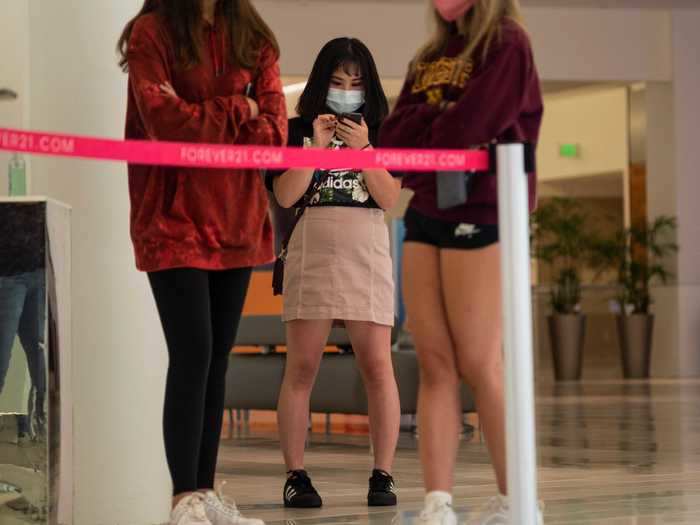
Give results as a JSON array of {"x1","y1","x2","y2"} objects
[
  {"x1": 345, "y1": 321, "x2": 400, "y2": 473},
  {"x1": 441, "y1": 245, "x2": 507, "y2": 494},
  {"x1": 403, "y1": 243, "x2": 462, "y2": 492},
  {"x1": 277, "y1": 319, "x2": 332, "y2": 471}
]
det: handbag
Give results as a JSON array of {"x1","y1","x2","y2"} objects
[{"x1": 272, "y1": 170, "x2": 334, "y2": 296}]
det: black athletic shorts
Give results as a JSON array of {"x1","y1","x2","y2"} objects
[{"x1": 403, "y1": 207, "x2": 499, "y2": 250}]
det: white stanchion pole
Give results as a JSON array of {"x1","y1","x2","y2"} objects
[{"x1": 497, "y1": 144, "x2": 539, "y2": 525}]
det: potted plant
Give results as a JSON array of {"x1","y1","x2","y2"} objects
[
  {"x1": 592, "y1": 216, "x2": 678, "y2": 378},
  {"x1": 531, "y1": 198, "x2": 593, "y2": 381}
]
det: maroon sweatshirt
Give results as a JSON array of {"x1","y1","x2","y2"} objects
[{"x1": 379, "y1": 19, "x2": 543, "y2": 224}]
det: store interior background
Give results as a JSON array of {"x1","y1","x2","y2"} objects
[{"x1": 1, "y1": 1, "x2": 700, "y2": 524}]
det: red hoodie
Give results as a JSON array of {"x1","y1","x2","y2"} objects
[
  {"x1": 379, "y1": 19, "x2": 543, "y2": 224},
  {"x1": 124, "y1": 13, "x2": 287, "y2": 272}
]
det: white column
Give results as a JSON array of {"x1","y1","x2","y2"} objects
[
  {"x1": 647, "y1": 9, "x2": 700, "y2": 378},
  {"x1": 28, "y1": 2, "x2": 171, "y2": 524},
  {"x1": 498, "y1": 145, "x2": 539, "y2": 525},
  {"x1": 646, "y1": 82, "x2": 681, "y2": 377},
  {"x1": 670, "y1": 10, "x2": 700, "y2": 377}
]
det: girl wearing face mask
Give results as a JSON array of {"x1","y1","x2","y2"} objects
[
  {"x1": 380, "y1": 1, "x2": 543, "y2": 524},
  {"x1": 266, "y1": 37, "x2": 401, "y2": 509}
]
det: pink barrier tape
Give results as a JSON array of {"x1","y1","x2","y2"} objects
[{"x1": 0, "y1": 127, "x2": 490, "y2": 172}]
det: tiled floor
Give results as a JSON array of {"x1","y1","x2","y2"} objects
[
  {"x1": 217, "y1": 380, "x2": 700, "y2": 524},
  {"x1": 0, "y1": 417, "x2": 46, "y2": 524},
  {"x1": 2, "y1": 380, "x2": 699, "y2": 524}
]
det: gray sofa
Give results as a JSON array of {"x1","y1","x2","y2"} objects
[{"x1": 225, "y1": 315, "x2": 475, "y2": 422}]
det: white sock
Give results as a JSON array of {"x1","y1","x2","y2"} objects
[{"x1": 425, "y1": 490, "x2": 453, "y2": 508}]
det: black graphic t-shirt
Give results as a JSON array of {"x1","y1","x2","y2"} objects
[
  {"x1": 266, "y1": 117, "x2": 382, "y2": 209},
  {"x1": 0, "y1": 202, "x2": 46, "y2": 276}
]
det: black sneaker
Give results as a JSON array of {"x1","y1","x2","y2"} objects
[
  {"x1": 368, "y1": 469, "x2": 397, "y2": 506},
  {"x1": 283, "y1": 470, "x2": 323, "y2": 508}
]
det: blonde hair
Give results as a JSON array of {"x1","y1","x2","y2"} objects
[{"x1": 411, "y1": 0, "x2": 524, "y2": 74}]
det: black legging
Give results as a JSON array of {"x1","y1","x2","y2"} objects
[{"x1": 148, "y1": 267, "x2": 252, "y2": 495}]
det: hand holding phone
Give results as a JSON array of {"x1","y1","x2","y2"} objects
[
  {"x1": 312, "y1": 114, "x2": 338, "y2": 148},
  {"x1": 340, "y1": 112, "x2": 363, "y2": 125},
  {"x1": 336, "y1": 114, "x2": 369, "y2": 150}
]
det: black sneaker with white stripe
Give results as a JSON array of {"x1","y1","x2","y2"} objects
[
  {"x1": 367, "y1": 469, "x2": 397, "y2": 506},
  {"x1": 283, "y1": 470, "x2": 322, "y2": 508}
]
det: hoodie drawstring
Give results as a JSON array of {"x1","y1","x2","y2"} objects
[{"x1": 208, "y1": 25, "x2": 225, "y2": 77}]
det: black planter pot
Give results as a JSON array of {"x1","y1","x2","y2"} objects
[
  {"x1": 617, "y1": 314, "x2": 654, "y2": 379},
  {"x1": 548, "y1": 314, "x2": 586, "y2": 381}
]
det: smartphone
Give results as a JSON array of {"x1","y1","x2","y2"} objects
[
  {"x1": 436, "y1": 171, "x2": 476, "y2": 209},
  {"x1": 340, "y1": 112, "x2": 363, "y2": 125}
]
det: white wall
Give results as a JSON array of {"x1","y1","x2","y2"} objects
[
  {"x1": 538, "y1": 87, "x2": 629, "y2": 182},
  {"x1": 256, "y1": 1, "x2": 673, "y2": 83},
  {"x1": 28, "y1": 1, "x2": 171, "y2": 524},
  {"x1": 0, "y1": 1, "x2": 30, "y2": 195},
  {"x1": 525, "y1": 7, "x2": 672, "y2": 82}
]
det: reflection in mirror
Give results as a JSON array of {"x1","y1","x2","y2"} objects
[{"x1": 0, "y1": 202, "x2": 48, "y2": 523}]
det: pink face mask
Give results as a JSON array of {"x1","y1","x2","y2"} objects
[{"x1": 433, "y1": 0, "x2": 477, "y2": 22}]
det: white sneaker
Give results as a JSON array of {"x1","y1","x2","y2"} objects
[
  {"x1": 201, "y1": 483, "x2": 265, "y2": 525},
  {"x1": 465, "y1": 495, "x2": 544, "y2": 525},
  {"x1": 418, "y1": 491, "x2": 458, "y2": 525},
  {"x1": 171, "y1": 493, "x2": 212, "y2": 525}
]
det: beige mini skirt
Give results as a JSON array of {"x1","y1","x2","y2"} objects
[{"x1": 283, "y1": 206, "x2": 394, "y2": 327}]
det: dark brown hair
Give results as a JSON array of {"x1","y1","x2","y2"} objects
[
  {"x1": 118, "y1": 0, "x2": 279, "y2": 72},
  {"x1": 297, "y1": 38, "x2": 388, "y2": 128}
]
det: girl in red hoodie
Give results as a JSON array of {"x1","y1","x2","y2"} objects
[
  {"x1": 118, "y1": 1, "x2": 286, "y2": 524},
  {"x1": 380, "y1": 1, "x2": 543, "y2": 524}
]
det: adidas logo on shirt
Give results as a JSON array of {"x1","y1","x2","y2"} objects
[{"x1": 320, "y1": 175, "x2": 362, "y2": 191}]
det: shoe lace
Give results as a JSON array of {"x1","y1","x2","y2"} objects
[
  {"x1": 288, "y1": 470, "x2": 314, "y2": 493},
  {"x1": 187, "y1": 493, "x2": 209, "y2": 521},
  {"x1": 211, "y1": 481, "x2": 242, "y2": 518},
  {"x1": 473, "y1": 496, "x2": 507, "y2": 520},
  {"x1": 371, "y1": 472, "x2": 395, "y2": 493},
  {"x1": 490, "y1": 496, "x2": 508, "y2": 512},
  {"x1": 420, "y1": 501, "x2": 452, "y2": 520}
]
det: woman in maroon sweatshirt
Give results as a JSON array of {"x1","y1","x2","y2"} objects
[
  {"x1": 118, "y1": 1, "x2": 286, "y2": 524},
  {"x1": 380, "y1": 1, "x2": 543, "y2": 524}
]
